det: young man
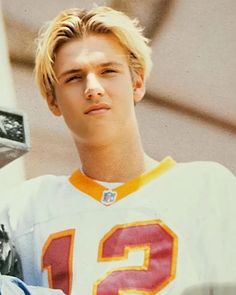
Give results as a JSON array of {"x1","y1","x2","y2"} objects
[{"x1": 1, "y1": 6, "x2": 236, "y2": 295}]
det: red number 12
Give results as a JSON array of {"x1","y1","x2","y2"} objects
[{"x1": 42, "y1": 221, "x2": 177, "y2": 295}]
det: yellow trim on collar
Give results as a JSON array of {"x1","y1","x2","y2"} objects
[{"x1": 69, "y1": 156, "x2": 176, "y2": 205}]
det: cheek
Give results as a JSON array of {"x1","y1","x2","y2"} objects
[
  {"x1": 110, "y1": 76, "x2": 134, "y2": 100},
  {"x1": 55, "y1": 87, "x2": 83, "y2": 114}
]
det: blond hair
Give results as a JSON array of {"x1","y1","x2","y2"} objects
[{"x1": 35, "y1": 6, "x2": 152, "y2": 99}]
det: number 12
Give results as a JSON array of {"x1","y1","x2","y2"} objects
[{"x1": 42, "y1": 220, "x2": 178, "y2": 295}]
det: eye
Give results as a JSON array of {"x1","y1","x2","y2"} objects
[
  {"x1": 65, "y1": 75, "x2": 82, "y2": 83},
  {"x1": 101, "y1": 69, "x2": 117, "y2": 75}
]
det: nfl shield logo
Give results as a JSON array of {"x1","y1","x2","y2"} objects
[{"x1": 101, "y1": 189, "x2": 117, "y2": 206}]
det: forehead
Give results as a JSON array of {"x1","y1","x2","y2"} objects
[{"x1": 54, "y1": 34, "x2": 129, "y2": 74}]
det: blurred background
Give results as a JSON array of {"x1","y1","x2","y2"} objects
[{"x1": 0, "y1": 0, "x2": 236, "y2": 187}]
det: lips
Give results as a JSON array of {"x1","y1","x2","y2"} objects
[{"x1": 84, "y1": 103, "x2": 111, "y2": 115}]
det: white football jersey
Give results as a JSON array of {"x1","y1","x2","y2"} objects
[{"x1": 1, "y1": 156, "x2": 236, "y2": 295}]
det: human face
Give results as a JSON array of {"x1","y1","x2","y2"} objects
[{"x1": 47, "y1": 34, "x2": 145, "y2": 146}]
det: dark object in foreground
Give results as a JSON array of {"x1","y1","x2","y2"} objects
[
  {"x1": 0, "y1": 107, "x2": 30, "y2": 168},
  {"x1": 0, "y1": 224, "x2": 23, "y2": 280}
]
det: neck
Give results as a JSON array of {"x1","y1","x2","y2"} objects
[{"x1": 76, "y1": 133, "x2": 158, "y2": 183}]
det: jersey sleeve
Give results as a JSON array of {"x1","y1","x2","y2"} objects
[
  {"x1": 0, "y1": 275, "x2": 65, "y2": 295},
  {"x1": 0, "y1": 181, "x2": 38, "y2": 281},
  {"x1": 0, "y1": 176, "x2": 43, "y2": 236},
  {"x1": 207, "y1": 162, "x2": 236, "y2": 280}
]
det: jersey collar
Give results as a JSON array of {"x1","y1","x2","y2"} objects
[{"x1": 69, "y1": 156, "x2": 176, "y2": 206}]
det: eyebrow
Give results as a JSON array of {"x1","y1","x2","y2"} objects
[
  {"x1": 58, "y1": 61, "x2": 124, "y2": 80},
  {"x1": 97, "y1": 62, "x2": 124, "y2": 68}
]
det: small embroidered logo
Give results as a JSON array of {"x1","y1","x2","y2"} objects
[{"x1": 101, "y1": 189, "x2": 117, "y2": 206}]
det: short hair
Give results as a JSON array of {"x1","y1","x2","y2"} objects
[{"x1": 35, "y1": 6, "x2": 152, "y2": 99}]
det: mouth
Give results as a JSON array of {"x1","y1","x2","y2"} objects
[{"x1": 84, "y1": 103, "x2": 111, "y2": 115}]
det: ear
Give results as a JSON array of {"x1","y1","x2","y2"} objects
[
  {"x1": 46, "y1": 94, "x2": 62, "y2": 116},
  {"x1": 133, "y1": 72, "x2": 146, "y2": 103}
]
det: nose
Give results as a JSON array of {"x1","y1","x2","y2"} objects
[{"x1": 84, "y1": 73, "x2": 105, "y2": 100}]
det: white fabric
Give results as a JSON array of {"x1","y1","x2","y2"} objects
[{"x1": 0, "y1": 276, "x2": 64, "y2": 295}]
